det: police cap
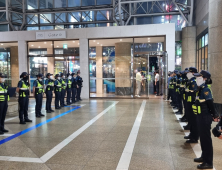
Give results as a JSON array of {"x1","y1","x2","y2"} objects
[
  {"x1": 55, "y1": 74, "x2": 60, "y2": 78},
  {"x1": 193, "y1": 70, "x2": 211, "y2": 79},
  {"x1": 60, "y1": 73, "x2": 64, "y2": 77},
  {"x1": 46, "y1": 73, "x2": 53, "y2": 77},
  {"x1": 174, "y1": 70, "x2": 179, "y2": 74},
  {"x1": 189, "y1": 67, "x2": 198, "y2": 73},
  {"x1": 71, "y1": 73, "x2": 75, "y2": 76},
  {"x1": 36, "y1": 73, "x2": 43, "y2": 77},
  {"x1": 67, "y1": 73, "x2": 71, "y2": 77}
]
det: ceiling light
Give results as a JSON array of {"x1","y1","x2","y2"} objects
[
  {"x1": 44, "y1": 42, "x2": 46, "y2": 44},
  {"x1": 1, "y1": 44, "x2": 3, "y2": 45},
  {"x1": 97, "y1": 42, "x2": 99, "y2": 44},
  {"x1": 57, "y1": 46, "x2": 59, "y2": 47},
  {"x1": 101, "y1": 44, "x2": 102, "y2": 46},
  {"x1": 78, "y1": 43, "x2": 79, "y2": 45},
  {"x1": 31, "y1": 45, "x2": 34, "y2": 46},
  {"x1": 120, "y1": 39, "x2": 122, "y2": 41},
  {"x1": 93, "y1": 40, "x2": 96, "y2": 42},
  {"x1": 73, "y1": 41, "x2": 75, "y2": 43},
  {"x1": 148, "y1": 38, "x2": 150, "y2": 40},
  {"x1": 38, "y1": 46, "x2": 40, "y2": 48}
]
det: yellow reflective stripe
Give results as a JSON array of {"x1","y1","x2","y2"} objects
[
  {"x1": 198, "y1": 106, "x2": 201, "y2": 114},
  {"x1": 187, "y1": 96, "x2": 192, "y2": 102},
  {"x1": 183, "y1": 94, "x2": 185, "y2": 100}
]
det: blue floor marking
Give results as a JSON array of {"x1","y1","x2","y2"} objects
[{"x1": 0, "y1": 106, "x2": 81, "y2": 145}]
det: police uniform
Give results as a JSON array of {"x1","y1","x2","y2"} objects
[
  {"x1": 33, "y1": 74, "x2": 44, "y2": 117},
  {"x1": 17, "y1": 72, "x2": 32, "y2": 124},
  {"x1": 66, "y1": 73, "x2": 72, "y2": 105},
  {"x1": 0, "y1": 73, "x2": 9, "y2": 133},
  {"x1": 192, "y1": 70, "x2": 218, "y2": 169},
  {"x1": 184, "y1": 67, "x2": 199, "y2": 143},
  {"x1": 169, "y1": 75, "x2": 175, "y2": 106},
  {"x1": 60, "y1": 73, "x2": 67, "y2": 107},
  {"x1": 45, "y1": 73, "x2": 54, "y2": 113},
  {"x1": 171, "y1": 72, "x2": 178, "y2": 109},
  {"x1": 71, "y1": 73, "x2": 77, "y2": 103},
  {"x1": 54, "y1": 74, "x2": 62, "y2": 109},
  {"x1": 76, "y1": 74, "x2": 83, "y2": 101},
  {"x1": 175, "y1": 72, "x2": 183, "y2": 114}
]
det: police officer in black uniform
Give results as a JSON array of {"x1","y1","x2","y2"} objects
[
  {"x1": 193, "y1": 70, "x2": 219, "y2": 169},
  {"x1": 60, "y1": 73, "x2": 67, "y2": 107},
  {"x1": 33, "y1": 74, "x2": 45, "y2": 118},
  {"x1": 71, "y1": 73, "x2": 77, "y2": 103},
  {"x1": 54, "y1": 74, "x2": 62, "y2": 109},
  {"x1": 66, "y1": 73, "x2": 72, "y2": 105},
  {"x1": 0, "y1": 73, "x2": 9, "y2": 134},
  {"x1": 45, "y1": 73, "x2": 54, "y2": 113},
  {"x1": 16, "y1": 72, "x2": 32, "y2": 124},
  {"x1": 76, "y1": 72, "x2": 83, "y2": 101},
  {"x1": 175, "y1": 71, "x2": 183, "y2": 114}
]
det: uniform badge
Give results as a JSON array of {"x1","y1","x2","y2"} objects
[
  {"x1": 192, "y1": 85, "x2": 195, "y2": 88},
  {"x1": 204, "y1": 91, "x2": 209, "y2": 96}
]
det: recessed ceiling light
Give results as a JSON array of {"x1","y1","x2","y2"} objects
[
  {"x1": 31, "y1": 45, "x2": 34, "y2": 46},
  {"x1": 1, "y1": 44, "x2": 3, "y2": 45},
  {"x1": 44, "y1": 42, "x2": 46, "y2": 44},
  {"x1": 101, "y1": 44, "x2": 102, "y2": 46},
  {"x1": 97, "y1": 42, "x2": 99, "y2": 44},
  {"x1": 73, "y1": 41, "x2": 75, "y2": 43},
  {"x1": 120, "y1": 39, "x2": 122, "y2": 41},
  {"x1": 93, "y1": 40, "x2": 96, "y2": 42},
  {"x1": 38, "y1": 46, "x2": 40, "y2": 48},
  {"x1": 57, "y1": 46, "x2": 59, "y2": 47}
]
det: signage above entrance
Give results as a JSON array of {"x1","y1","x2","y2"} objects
[{"x1": 36, "y1": 31, "x2": 66, "y2": 40}]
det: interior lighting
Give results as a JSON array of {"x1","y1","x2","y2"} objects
[
  {"x1": 38, "y1": 46, "x2": 40, "y2": 48},
  {"x1": 44, "y1": 42, "x2": 46, "y2": 44},
  {"x1": 57, "y1": 46, "x2": 59, "y2": 47},
  {"x1": 120, "y1": 39, "x2": 122, "y2": 41},
  {"x1": 93, "y1": 40, "x2": 96, "y2": 42},
  {"x1": 101, "y1": 44, "x2": 102, "y2": 46},
  {"x1": 31, "y1": 45, "x2": 34, "y2": 46},
  {"x1": 73, "y1": 41, "x2": 75, "y2": 43},
  {"x1": 97, "y1": 42, "x2": 99, "y2": 44},
  {"x1": 1, "y1": 44, "x2": 3, "y2": 45}
]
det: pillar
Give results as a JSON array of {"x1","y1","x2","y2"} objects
[
  {"x1": 47, "y1": 48, "x2": 54, "y2": 75},
  {"x1": 115, "y1": 42, "x2": 131, "y2": 95},
  {"x1": 96, "y1": 46, "x2": 103, "y2": 94},
  {"x1": 10, "y1": 46, "x2": 19, "y2": 87},
  {"x1": 181, "y1": 26, "x2": 196, "y2": 70},
  {"x1": 79, "y1": 38, "x2": 89, "y2": 99},
  {"x1": 18, "y1": 40, "x2": 28, "y2": 75},
  {"x1": 208, "y1": 0, "x2": 222, "y2": 103}
]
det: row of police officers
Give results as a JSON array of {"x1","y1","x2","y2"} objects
[{"x1": 168, "y1": 67, "x2": 220, "y2": 169}]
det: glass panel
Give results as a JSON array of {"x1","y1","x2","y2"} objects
[
  {"x1": 199, "y1": 39, "x2": 202, "y2": 49},
  {"x1": 202, "y1": 48, "x2": 205, "y2": 70},
  {"x1": 205, "y1": 46, "x2": 208, "y2": 70},
  {"x1": 40, "y1": 0, "x2": 53, "y2": 9},
  {"x1": 198, "y1": 49, "x2": 201, "y2": 71},
  {"x1": 27, "y1": 14, "x2": 38, "y2": 24},
  {"x1": 202, "y1": 36, "x2": 205, "y2": 47},
  {"x1": 0, "y1": 0, "x2": 6, "y2": 7},
  {"x1": 0, "y1": 24, "x2": 8, "y2": 31},
  {"x1": 0, "y1": 12, "x2": 6, "y2": 22},
  {"x1": 96, "y1": 11, "x2": 110, "y2": 21},
  {"x1": 54, "y1": 0, "x2": 67, "y2": 8},
  {"x1": 55, "y1": 25, "x2": 64, "y2": 29},
  {"x1": 40, "y1": 14, "x2": 52, "y2": 24},
  {"x1": 82, "y1": 0, "x2": 95, "y2": 6},
  {"x1": 27, "y1": 26, "x2": 39, "y2": 31},
  {"x1": 68, "y1": 0, "x2": 80, "y2": 7},
  {"x1": 27, "y1": 0, "x2": 38, "y2": 9},
  {"x1": 68, "y1": 12, "x2": 81, "y2": 22},
  {"x1": 137, "y1": 17, "x2": 152, "y2": 25},
  {"x1": 97, "y1": 0, "x2": 112, "y2": 5},
  {"x1": 196, "y1": 49, "x2": 199, "y2": 69},
  {"x1": 40, "y1": 26, "x2": 54, "y2": 30},
  {"x1": 153, "y1": 16, "x2": 169, "y2": 24},
  {"x1": 89, "y1": 38, "x2": 134, "y2": 98},
  {"x1": 28, "y1": 41, "x2": 53, "y2": 56},
  {"x1": 205, "y1": 34, "x2": 208, "y2": 46},
  {"x1": 170, "y1": 15, "x2": 187, "y2": 31},
  {"x1": 175, "y1": 42, "x2": 182, "y2": 71},
  {"x1": 54, "y1": 40, "x2": 79, "y2": 55},
  {"x1": 55, "y1": 13, "x2": 66, "y2": 23},
  {"x1": 82, "y1": 11, "x2": 94, "y2": 22}
]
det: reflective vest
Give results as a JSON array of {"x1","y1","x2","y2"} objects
[
  {"x1": 46, "y1": 79, "x2": 54, "y2": 91},
  {"x1": 67, "y1": 79, "x2": 72, "y2": 89},
  {"x1": 55, "y1": 80, "x2": 61, "y2": 92},
  {"x1": 186, "y1": 79, "x2": 196, "y2": 102},
  {"x1": 61, "y1": 79, "x2": 66, "y2": 90},
  {"x1": 0, "y1": 83, "x2": 9, "y2": 102},
  {"x1": 35, "y1": 80, "x2": 44, "y2": 94},
  {"x1": 19, "y1": 80, "x2": 29, "y2": 97}
]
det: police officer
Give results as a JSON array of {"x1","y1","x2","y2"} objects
[
  {"x1": 45, "y1": 73, "x2": 54, "y2": 113},
  {"x1": 184, "y1": 67, "x2": 199, "y2": 143},
  {"x1": 76, "y1": 72, "x2": 83, "y2": 101},
  {"x1": 175, "y1": 71, "x2": 183, "y2": 114},
  {"x1": 66, "y1": 73, "x2": 72, "y2": 105},
  {"x1": 71, "y1": 73, "x2": 77, "y2": 103},
  {"x1": 16, "y1": 72, "x2": 32, "y2": 124},
  {"x1": 192, "y1": 70, "x2": 219, "y2": 169},
  {"x1": 60, "y1": 73, "x2": 67, "y2": 107},
  {"x1": 0, "y1": 73, "x2": 9, "y2": 134},
  {"x1": 33, "y1": 74, "x2": 45, "y2": 118},
  {"x1": 171, "y1": 70, "x2": 178, "y2": 109},
  {"x1": 54, "y1": 74, "x2": 62, "y2": 109}
]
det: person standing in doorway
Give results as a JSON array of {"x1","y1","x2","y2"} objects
[
  {"x1": 136, "y1": 69, "x2": 142, "y2": 97},
  {"x1": 155, "y1": 70, "x2": 160, "y2": 96}
]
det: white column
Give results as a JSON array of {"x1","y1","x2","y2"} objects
[
  {"x1": 18, "y1": 40, "x2": 28, "y2": 75},
  {"x1": 79, "y1": 38, "x2": 89, "y2": 99},
  {"x1": 96, "y1": 46, "x2": 103, "y2": 94}
]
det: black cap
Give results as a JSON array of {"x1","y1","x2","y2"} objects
[
  {"x1": 180, "y1": 71, "x2": 184, "y2": 74},
  {"x1": 212, "y1": 127, "x2": 221, "y2": 137},
  {"x1": 21, "y1": 72, "x2": 29, "y2": 76},
  {"x1": 36, "y1": 73, "x2": 43, "y2": 77},
  {"x1": 174, "y1": 70, "x2": 179, "y2": 74},
  {"x1": 185, "y1": 68, "x2": 189, "y2": 70},
  {"x1": 46, "y1": 73, "x2": 53, "y2": 77},
  {"x1": 60, "y1": 73, "x2": 64, "y2": 77},
  {"x1": 55, "y1": 74, "x2": 60, "y2": 78},
  {"x1": 67, "y1": 73, "x2": 71, "y2": 77},
  {"x1": 184, "y1": 69, "x2": 189, "y2": 73},
  {"x1": 71, "y1": 73, "x2": 75, "y2": 76},
  {"x1": 193, "y1": 70, "x2": 211, "y2": 79},
  {"x1": 189, "y1": 67, "x2": 198, "y2": 73}
]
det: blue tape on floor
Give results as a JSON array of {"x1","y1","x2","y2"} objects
[{"x1": 0, "y1": 106, "x2": 81, "y2": 145}]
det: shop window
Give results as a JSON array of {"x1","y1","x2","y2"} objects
[{"x1": 205, "y1": 34, "x2": 208, "y2": 45}]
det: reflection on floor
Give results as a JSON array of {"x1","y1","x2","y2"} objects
[
  {"x1": 1, "y1": 98, "x2": 221, "y2": 169},
  {"x1": 90, "y1": 93, "x2": 164, "y2": 99}
]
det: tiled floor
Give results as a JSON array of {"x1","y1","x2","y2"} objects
[{"x1": 0, "y1": 98, "x2": 221, "y2": 170}]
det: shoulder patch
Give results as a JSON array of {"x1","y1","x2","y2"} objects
[
  {"x1": 204, "y1": 91, "x2": 209, "y2": 96},
  {"x1": 192, "y1": 85, "x2": 195, "y2": 88}
]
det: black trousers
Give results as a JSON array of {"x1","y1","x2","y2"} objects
[
  {"x1": 0, "y1": 98, "x2": 8, "y2": 130},
  {"x1": 167, "y1": 88, "x2": 171, "y2": 100},
  {"x1": 66, "y1": 88, "x2": 72, "y2": 104},
  {"x1": 55, "y1": 91, "x2": 61, "y2": 108},
  {"x1": 61, "y1": 89, "x2": 66, "y2": 106},
  {"x1": 197, "y1": 113, "x2": 213, "y2": 165},
  {"x1": 156, "y1": 81, "x2": 159, "y2": 95},
  {"x1": 77, "y1": 87, "x2": 82, "y2": 100},
  {"x1": 72, "y1": 88, "x2": 76, "y2": 102},
  {"x1": 182, "y1": 94, "x2": 187, "y2": 118},
  {"x1": 35, "y1": 93, "x2": 43, "y2": 116},
  {"x1": 46, "y1": 90, "x2": 52, "y2": 111},
  {"x1": 186, "y1": 102, "x2": 199, "y2": 140},
  {"x1": 19, "y1": 96, "x2": 29, "y2": 121},
  {"x1": 171, "y1": 88, "x2": 177, "y2": 106},
  {"x1": 176, "y1": 91, "x2": 183, "y2": 111}
]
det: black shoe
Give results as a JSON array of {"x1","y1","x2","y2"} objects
[
  {"x1": 36, "y1": 115, "x2": 41, "y2": 118},
  {"x1": 67, "y1": 103, "x2": 71, "y2": 105},
  {"x1": 50, "y1": 110, "x2": 54, "y2": 112},
  {"x1": 180, "y1": 118, "x2": 188, "y2": 122},
  {"x1": 197, "y1": 163, "x2": 213, "y2": 169},
  {"x1": 25, "y1": 119, "x2": 32, "y2": 122},
  {"x1": 186, "y1": 139, "x2": 198, "y2": 143},
  {"x1": 47, "y1": 110, "x2": 51, "y2": 113},
  {"x1": 194, "y1": 157, "x2": 204, "y2": 163},
  {"x1": 175, "y1": 111, "x2": 183, "y2": 115},
  {"x1": 63, "y1": 104, "x2": 67, "y2": 106},
  {"x1": 0, "y1": 131, "x2": 4, "y2": 135},
  {"x1": 55, "y1": 107, "x2": 61, "y2": 109},
  {"x1": 184, "y1": 135, "x2": 191, "y2": 139},
  {"x1": 183, "y1": 125, "x2": 190, "y2": 130},
  {"x1": 61, "y1": 105, "x2": 64, "y2": 107},
  {"x1": 173, "y1": 107, "x2": 178, "y2": 110},
  {"x1": 20, "y1": 121, "x2": 26, "y2": 124},
  {"x1": 40, "y1": 114, "x2": 45, "y2": 116},
  {"x1": 2, "y1": 129, "x2": 9, "y2": 133}
]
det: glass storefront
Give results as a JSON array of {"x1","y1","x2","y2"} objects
[
  {"x1": 28, "y1": 40, "x2": 79, "y2": 96},
  {"x1": 89, "y1": 37, "x2": 165, "y2": 98}
]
